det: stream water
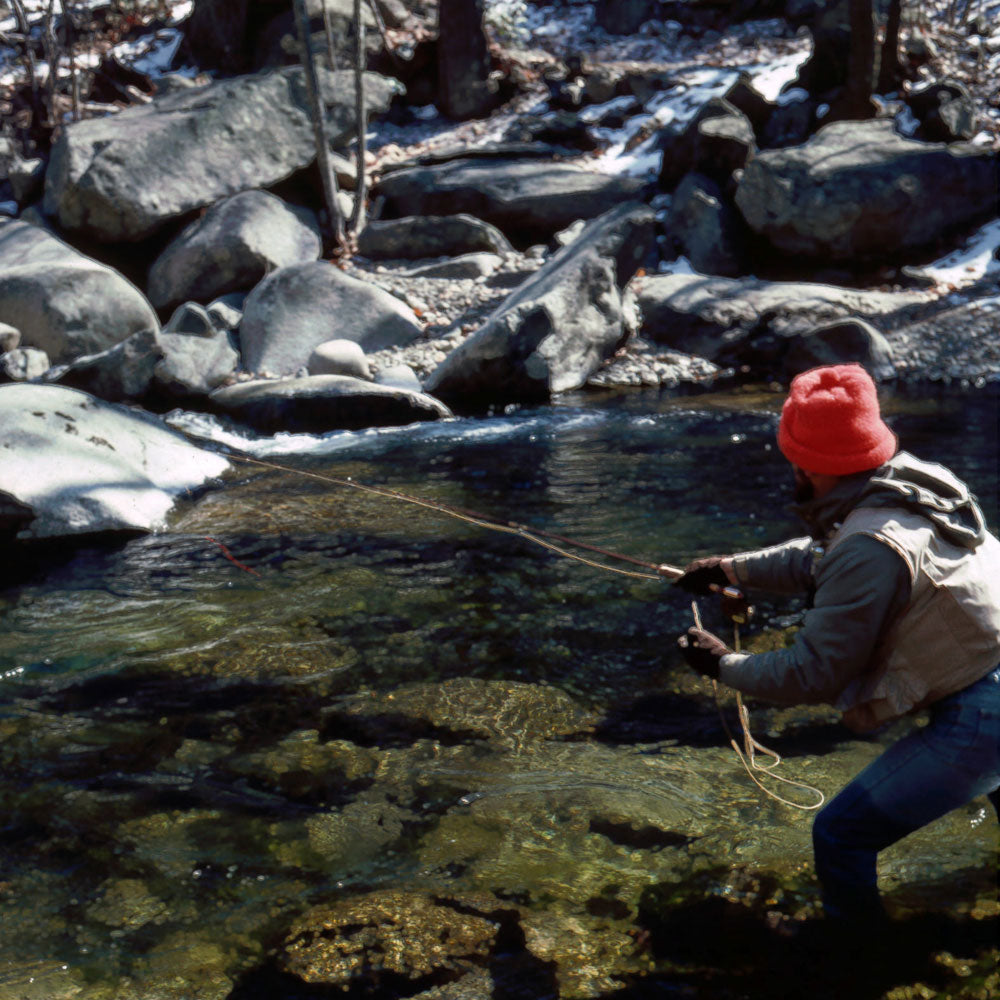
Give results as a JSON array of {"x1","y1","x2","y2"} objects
[{"x1": 0, "y1": 383, "x2": 997, "y2": 1000}]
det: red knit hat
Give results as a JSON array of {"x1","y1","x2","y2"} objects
[{"x1": 778, "y1": 364, "x2": 897, "y2": 475}]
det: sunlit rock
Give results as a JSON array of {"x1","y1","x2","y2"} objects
[{"x1": 281, "y1": 890, "x2": 501, "y2": 986}]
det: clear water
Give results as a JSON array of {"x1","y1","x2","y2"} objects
[{"x1": 0, "y1": 385, "x2": 997, "y2": 999}]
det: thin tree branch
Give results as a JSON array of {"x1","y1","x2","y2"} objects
[
  {"x1": 293, "y1": 0, "x2": 346, "y2": 250},
  {"x1": 349, "y1": 0, "x2": 366, "y2": 234}
]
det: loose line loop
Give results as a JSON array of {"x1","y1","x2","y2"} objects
[{"x1": 692, "y1": 600, "x2": 825, "y2": 812}]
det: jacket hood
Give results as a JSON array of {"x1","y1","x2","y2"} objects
[
  {"x1": 857, "y1": 451, "x2": 988, "y2": 549},
  {"x1": 793, "y1": 451, "x2": 989, "y2": 548}
]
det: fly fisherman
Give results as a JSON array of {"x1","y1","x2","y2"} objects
[{"x1": 675, "y1": 363, "x2": 1000, "y2": 930}]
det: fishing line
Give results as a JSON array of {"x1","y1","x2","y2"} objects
[
  {"x1": 692, "y1": 601, "x2": 825, "y2": 812},
  {"x1": 210, "y1": 450, "x2": 824, "y2": 810},
  {"x1": 223, "y1": 451, "x2": 683, "y2": 581}
]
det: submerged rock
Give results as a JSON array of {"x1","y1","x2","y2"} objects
[
  {"x1": 338, "y1": 676, "x2": 599, "y2": 743},
  {"x1": 281, "y1": 890, "x2": 501, "y2": 986}
]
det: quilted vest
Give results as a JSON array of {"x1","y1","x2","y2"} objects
[{"x1": 826, "y1": 506, "x2": 1000, "y2": 731}]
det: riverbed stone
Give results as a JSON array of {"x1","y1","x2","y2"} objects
[
  {"x1": 338, "y1": 676, "x2": 599, "y2": 743},
  {"x1": 424, "y1": 202, "x2": 655, "y2": 408},
  {"x1": 43, "y1": 67, "x2": 400, "y2": 242},
  {"x1": 373, "y1": 157, "x2": 648, "y2": 245},
  {"x1": 357, "y1": 214, "x2": 514, "y2": 260},
  {"x1": 783, "y1": 317, "x2": 895, "y2": 378},
  {"x1": 734, "y1": 119, "x2": 1000, "y2": 262},
  {"x1": 47, "y1": 327, "x2": 163, "y2": 402},
  {"x1": 635, "y1": 271, "x2": 928, "y2": 365},
  {"x1": 155, "y1": 326, "x2": 241, "y2": 401},
  {"x1": 0, "y1": 219, "x2": 159, "y2": 364},
  {"x1": 0, "y1": 383, "x2": 229, "y2": 540},
  {"x1": 281, "y1": 890, "x2": 500, "y2": 986},
  {"x1": 307, "y1": 338, "x2": 371, "y2": 379},
  {"x1": 0, "y1": 322, "x2": 20, "y2": 353},
  {"x1": 239, "y1": 261, "x2": 424, "y2": 376},
  {"x1": 147, "y1": 190, "x2": 323, "y2": 312},
  {"x1": 668, "y1": 172, "x2": 748, "y2": 277},
  {"x1": 396, "y1": 253, "x2": 504, "y2": 280},
  {"x1": 209, "y1": 374, "x2": 452, "y2": 434},
  {"x1": 1, "y1": 346, "x2": 49, "y2": 381}
]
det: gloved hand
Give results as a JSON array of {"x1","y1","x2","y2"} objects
[
  {"x1": 674, "y1": 557, "x2": 731, "y2": 595},
  {"x1": 677, "y1": 627, "x2": 732, "y2": 680}
]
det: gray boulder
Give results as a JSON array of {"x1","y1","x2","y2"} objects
[
  {"x1": 148, "y1": 190, "x2": 322, "y2": 312},
  {"x1": 240, "y1": 261, "x2": 424, "y2": 377},
  {"x1": 0, "y1": 220, "x2": 159, "y2": 363},
  {"x1": 209, "y1": 375, "x2": 452, "y2": 433},
  {"x1": 307, "y1": 339, "x2": 371, "y2": 379},
  {"x1": 44, "y1": 66, "x2": 401, "y2": 242},
  {"x1": 907, "y1": 81, "x2": 977, "y2": 143},
  {"x1": 636, "y1": 271, "x2": 927, "y2": 366},
  {"x1": 658, "y1": 98, "x2": 750, "y2": 191},
  {"x1": 48, "y1": 328, "x2": 163, "y2": 402},
  {"x1": 668, "y1": 173, "x2": 747, "y2": 277},
  {"x1": 155, "y1": 304, "x2": 241, "y2": 400},
  {"x1": 0, "y1": 383, "x2": 229, "y2": 540},
  {"x1": 784, "y1": 317, "x2": 895, "y2": 378},
  {"x1": 357, "y1": 214, "x2": 513, "y2": 260},
  {"x1": 396, "y1": 254, "x2": 503, "y2": 280},
  {"x1": 374, "y1": 364, "x2": 422, "y2": 392},
  {"x1": 2, "y1": 347, "x2": 49, "y2": 381},
  {"x1": 374, "y1": 158, "x2": 648, "y2": 244},
  {"x1": 424, "y1": 202, "x2": 655, "y2": 407},
  {"x1": 0, "y1": 322, "x2": 20, "y2": 353},
  {"x1": 734, "y1": 119, "x2": 1000, "y2": 262}
]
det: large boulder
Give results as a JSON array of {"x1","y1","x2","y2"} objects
[
  {"x1": 48, "y1": 328, "x2": 164, "y2": 402},
  {"x1": 209, "y1": 375, "x2": 452, "y2": 433},
  {"x1": 668, "y1": 173, "x2": 748, "y2": 277},
  {"x1": 0, "y1": 383, "x2": 229, "y2": 540},
  {"x1": 734, "y1": 119, "x2": 1000, "y2": 262},
  {"x1": 147, "y1": 190, "x2": 322, "y2": 312},
  {"x1": 356, "y1": 214, "x2": 513, "y2": 260},
  {"x1": 635, "y1": 270, "x2": 927, "y2": 368},
  {"x1": 239, "y1": 261, "x2": 424, "y2": 376},
  {"x1": 0, "y1": 220, "x2": 159, "y2": 364},
  {"x1": 424, "y1": 203, "x2": 655, "y2": 408},
  {"x1": 154, "y1": 304, "x2": 241, "y2": 401},
  {"x1": 373, "y1": 158, "x2": 648, "y2": 245},
  {"x1": 43, "y1": 66, "x2": 401, "y2": 242}
]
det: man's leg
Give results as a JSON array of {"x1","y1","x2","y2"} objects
[{"x1": 813, "y1": 671, "x2": 1000, "y2": 924}]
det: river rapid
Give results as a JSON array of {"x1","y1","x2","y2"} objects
[{"x1": 0, "y1": 383, "x2": 997, "y2": 1000}]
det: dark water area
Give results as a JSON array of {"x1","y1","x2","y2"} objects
[{"x1": 0, "y1": 383, "x2": 997, "y2": 1000}]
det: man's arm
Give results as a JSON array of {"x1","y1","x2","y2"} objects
[
  {"x1": 718, "y1": 535, "x2": 912, "y2": 705},
  {"x1": 728, "y1": 536, "x2": 817, "y2": 596}
]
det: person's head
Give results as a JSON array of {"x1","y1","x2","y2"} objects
[{"x1": 778, "y1": 364, "x2": 897, "y2": 501}]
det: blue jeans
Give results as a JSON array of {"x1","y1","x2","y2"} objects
[{"x1": 812, "y1": 665, "x2": 1000, "y2": 922}]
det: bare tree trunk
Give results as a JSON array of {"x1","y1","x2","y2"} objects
[
  {"x1": 349, "y1": 0, "x2": 366, "y2": 234},
  {"x1": 322, "y1": 0, "x2": 337, "y2": 69},
  {"x1": 61, "y1": 0, "x2": 80, "y2": 121},
  {"x1": 42, "y1": 0, "x2": 59, "y2": 131},
  {"x1": 9, "y1": 0, "x2": 44, "y2": 133},
  {"x1": 877, "y1": 0, "x2": 904, "y2": 92},
  {"x1": 846, "y1": 0, "x2": 876, "y2": 118},
  {"x1": 293, "y1": 0, "x2": 346, "y2": 250}
]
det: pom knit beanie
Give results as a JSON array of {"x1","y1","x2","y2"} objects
[{"x1": 778, "y1": 364, "x2": 897, "y2": 475}]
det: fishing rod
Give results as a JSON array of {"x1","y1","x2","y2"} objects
[
  {"x1": 223, "y1": 451, "x2": 686, "y2": 582},
  {"x1": 210, "y1": 450, "x2": 820, "y2": 809}
]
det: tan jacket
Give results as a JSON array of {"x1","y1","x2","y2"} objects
[{"x1": 828, "y1": 506, "x2": 1000, "y2": 731}]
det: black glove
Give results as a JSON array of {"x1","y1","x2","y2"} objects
[
  {"x1": 674, "y1": 557, "x2": 730, "y2": 596},
  {"x1": 677, "y1": 627, "x2": 732, "y2": 680}
]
